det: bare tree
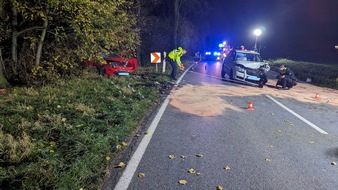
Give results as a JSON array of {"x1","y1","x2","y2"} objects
[
  {"x1": 0, "y1": 0, "x2": 10, "y2": 88},
  {"x1": 173, "y1": 0, "x2": 207, "y2": 48}
]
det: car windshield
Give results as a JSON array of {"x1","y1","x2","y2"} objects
[{"x1": 236, "y1": 52, "x2": 262, "y2": 62}]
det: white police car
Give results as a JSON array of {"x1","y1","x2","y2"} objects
[{"x1": 221, "y1": 49, "x2": 269, "y2": 85}]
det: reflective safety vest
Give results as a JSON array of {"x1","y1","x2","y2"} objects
[{"x1": 168, "y1": 47, "x2": 184, "y2": 66}]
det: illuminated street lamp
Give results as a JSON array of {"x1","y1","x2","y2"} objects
[{"x1": 253, "y1": 29, "x2": 262, "y2": 52}]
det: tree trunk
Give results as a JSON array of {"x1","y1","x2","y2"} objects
[
  {"x1": 0, "y1": 48, "x2": 10, "y2": 89},
  {"x1": 10, "y1": 0, "x2": 18, "y2": 64},
  {"x1": 136, "y1": 0, "x2": 142, "y2": 66},
  {"x1": 35, "y1": 14, "x2": 48, "y2": 66},
  {"x1": 173, "y1": 0, "x2": 179, "y2": 48},
  {"x1": 0, "y1": 0, "x2": 3, "y2": 18}
]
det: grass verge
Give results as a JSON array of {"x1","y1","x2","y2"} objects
[{"x1": 0, "y1": 69, "x2": 171, "y2": 189}]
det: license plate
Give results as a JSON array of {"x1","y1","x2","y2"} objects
[
  {"x1": 247, "y1": 76, "x2": 260, "y2": 81},
  {"x1": 116, "y1": 72, "x2": 130, "y2": 76}
]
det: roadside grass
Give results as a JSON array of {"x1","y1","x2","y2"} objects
[
  {"x1": 0, "y1": 69, "x2": 171, "y2": 189},
  {"x1": 268, "y1": 58, "x2": 338, "y2": 89}
]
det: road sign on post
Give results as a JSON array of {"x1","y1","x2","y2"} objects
[
  {"x1": 151, "y1": 52, "x2": 161, "y2": 73},
  {"x1": 151, "y1": 52, "x2": 161, "y2": 64}
]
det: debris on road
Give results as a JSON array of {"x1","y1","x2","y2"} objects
[
  {"x1": 168, "y1": 154, "x2": 175, "y2": 159},
  {"x1": 178, "y1": 179, "x2": 188, "y2": 185},
  {"x1": 137, "y1": 173, "x2": 145, "y2": 178}
]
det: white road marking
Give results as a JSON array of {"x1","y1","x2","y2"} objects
[
  {"x1": 114, "y1": 64, "x2": 194, "y2": 190},
  {"x1": 265, "y1": 94, "x2": 328, "y2": 135},
  {"x1": 114, "y1": 98, "x2": 169, "y2": 190}
]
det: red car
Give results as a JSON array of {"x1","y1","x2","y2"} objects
[{"x1": 83, "y1": 57, "x2": 138, "y2": 76}]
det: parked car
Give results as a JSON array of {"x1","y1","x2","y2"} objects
[
  {"x1": 221, "y1": 49, "x2": 269, "y2": 84},
  {"x1": 204, "y1": 51, "x2": 221, "y2": 61}
]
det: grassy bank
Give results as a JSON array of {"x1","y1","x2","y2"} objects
[
  {"x1": 0, "y1": 69, "x2": 170, "y2": 189},
  {"x1": 268, "y1": 58, "x2": 338, "y2": 89}
]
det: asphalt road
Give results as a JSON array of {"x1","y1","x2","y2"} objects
[{"x1": 110, "y1": 60, "x2": 338, "y2": 190}]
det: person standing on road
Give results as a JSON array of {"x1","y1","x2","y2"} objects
[
  {"x1": 276, "y1": 65, "x2": 297, "y2": 90},
  {"x1": 168, "y1": 47, "x2": 187, "y2": 80}
]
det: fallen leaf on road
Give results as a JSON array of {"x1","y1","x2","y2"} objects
[
  {"x1": 181, "y1": 155, "x2": 187, "y2": 159},
  {"x1": 289, "y1": 123, "x2": 294, "y2": 126},
  {"x1": 265, "y1": 158, "x2": 271, "y2": 162},
  {"x1": 178, "y1": 180, "x2": 188, "y2": 185},
  {"x1": 217, "y1": 185, "x2": 223, "y2": 190},
  {"x1": 309, "y1": 141, "x2": 314, "y2": 144},
  {"x1": 145, "y1": 131, "x2": 150, "y2": 134},
  {"x1": 138, "y1": 173, "x2": 145, "y2": 178},
  {"x1": 196, "y1": 172, "x2": 201, "y2": 176},
  {"x1": 196, "y1": 154, "x2": 203, "y2": 157},
  {"x1": 269, "y1": 145, "x2": 274, "y2": 149},
  {"x1": 121, "y1": 142, "x2": 127, "y2": 146},
  {"x1": 135, "y1": 134, "x2": 141, "y2": 137},
  {"x1": 188, "y1": 168, "x2": 196, "y2": 174},
  {"x1": 331, "y1": 162, "x2": 337, "y2": 166},
  {"x1": 168, "y1": 154, "x2": 175, "y2": 159},
  {"x1": 116, "y1": 162, "x2": 126, "y2": 168},
  {"x1": 276, "y1": 129, "x2": 282, "y2": 132},
  {"x1": 224, "y1": 165, "x2": 230, "y2": 171}
]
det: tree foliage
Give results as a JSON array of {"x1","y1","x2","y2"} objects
[
  {"x1": 0, "y1": 0, "x2": 139, "y2": 86},
  {"x1": 0, "y1": 0, "x2": 209, "y2": 85}
]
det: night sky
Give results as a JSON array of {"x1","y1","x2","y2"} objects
[{"x1": 203, "y1": 0, "x2": 338, "y2": 64}]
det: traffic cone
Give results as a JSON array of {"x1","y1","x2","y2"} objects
[
  {"x1": 314, "y1": 93, "x2": 320, "y2": 100},
  {"x1": 247, "y1": 101, "x2": 254, "y2": 110}
]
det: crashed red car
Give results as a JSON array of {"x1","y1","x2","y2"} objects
[{"x1": 83, "y1": 56, "x2": 138, "y2": 76}]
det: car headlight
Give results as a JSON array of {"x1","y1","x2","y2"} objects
[{"x1": 236, "y1": 66, "x2": 245, "y2": 72}]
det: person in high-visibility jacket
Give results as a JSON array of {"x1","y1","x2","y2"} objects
[{"x1": 168, "y1": 47, "x2": 187, "y2": 80}]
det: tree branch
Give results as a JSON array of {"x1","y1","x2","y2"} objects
[{"x1": 16, "y1": 26, "x2": 44, "y2": 36}]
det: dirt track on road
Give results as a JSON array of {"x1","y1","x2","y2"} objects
[{"x1": 169, "y1": 79, "x2": 338, "y2": 117}]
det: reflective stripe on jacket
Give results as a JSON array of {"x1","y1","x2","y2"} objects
[{"x1": 168, "y1": 48, "x2": 184, "y2": 67}]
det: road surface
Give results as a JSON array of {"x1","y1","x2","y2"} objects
[{"x1": 107, "y1": 60, "x2": 338, "y2": 190}]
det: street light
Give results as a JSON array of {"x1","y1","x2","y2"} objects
[{"x1": 253, "y1": 29, "x2": 262, "y2": 52}]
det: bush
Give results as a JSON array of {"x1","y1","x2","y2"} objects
[{"x1": 268, "y1": 59, "x2": 338, "y2": 89}]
